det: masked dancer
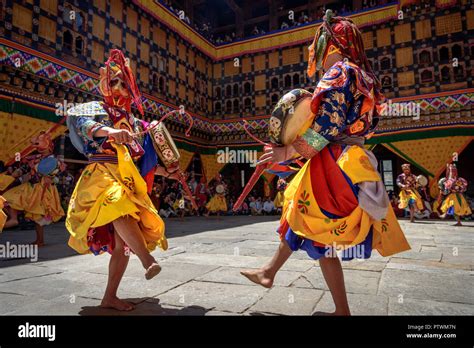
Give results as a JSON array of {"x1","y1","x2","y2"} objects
[
  {"x1": 66, "y1": 50, "x2": 172, "y2": 311},
  {"x1": 438, "y1": 162, "x2": 471, "y2": 226},
  {"x1": 241, "y1": 11, "x2": 410, "y2": 315},
  {"x1": 396, "y1": 163, "x2": 423, "y2": 222},
  {"x1": 2, "y1": 132, "x2": 65, "y2": 245}
]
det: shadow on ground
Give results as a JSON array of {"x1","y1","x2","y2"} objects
[{"x1": 79, "y1": 298, "x2": 210, "y2": 316}]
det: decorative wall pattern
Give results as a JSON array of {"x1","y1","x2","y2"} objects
[{"x1": 2, "y1": 40, "x2": 473, "y2": 141}]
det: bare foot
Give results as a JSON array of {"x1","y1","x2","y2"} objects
[
  {"x1": 454, "y1": 222, "x2": 462, "y2": 226},
  {"x1": 145, "y1": 263, "x2": 162, "y2": 280},
  {"x1": 100, "y1": 297, "x2": 135, "y2": 311},
  {"x1": 240, "y1": 269, "x2": 273, "y2": 288}
]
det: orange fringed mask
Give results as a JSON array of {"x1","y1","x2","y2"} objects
[
  {"x1": 99, "y1": 49, "x2": 144, "y2": 115},
  {"x1": 307, "y1": 10, "x2": 378, "y2": 84}
]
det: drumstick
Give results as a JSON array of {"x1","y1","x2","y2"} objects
[
  {"x1": 243, "y1": 120, "x2": 269, "y2": 146},
  {"x1": 132, "y1": 109, "x2": 194, "y2": 137},
  {"x1": 233, "y1": 163, "x2": 268, "y2": 212}
]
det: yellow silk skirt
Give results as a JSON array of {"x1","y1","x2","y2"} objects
[
  {"x1": 441, "y1": 192, "x2": 472, "y2": 217},
  {"x1": 274, "y1": 191, "x2": 285, "y2": 208},
  {"x1": 2, "y1": 179, "x2": 64, "y2": 225},
  {"x1": 281, "y1": 145, "x2": 410, "y2": 258},
  {"x1": 66, "y1": 144, "x2": 167, "y2": 254},
  {"x1": 206, "y1": 194, "x2": 227, "y2": 212},
  {"x1": 398, "y1": 189, "x2": 424, "y2": 210}
]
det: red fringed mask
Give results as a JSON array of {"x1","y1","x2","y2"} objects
[
  {"x1": 99, "y1": 49, "x2": 144, "y2": 115},
  {"x1": 308, "y1": 10, "x2": 378, "y2": 83}
]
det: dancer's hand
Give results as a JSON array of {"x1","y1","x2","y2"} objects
[
  {"x1": 257, "y1": 145, "x2": 297, "y2": 165},
  {"x1": 106, "y1": 128, "x2": 134, "y2": 144}
]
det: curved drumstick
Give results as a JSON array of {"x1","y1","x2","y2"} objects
[
  {"x1": 243, "y1": 120, "x2": 269, "y2": 146},
  {"x1": 132, "y1": 109, "x2": 194, "y2": 137}
]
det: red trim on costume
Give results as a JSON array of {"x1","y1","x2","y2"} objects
[{"x1": 309, "y1": 145, "x2": 358, "y2": 217}]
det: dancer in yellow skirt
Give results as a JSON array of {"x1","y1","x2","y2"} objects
[
  {"x1": 205, "y1": 174, "x2": 227, "y2": 216},
  {"x1": 273, "y1": 178, "x2": 287, "y2": 214},
  {"x1": 438, "y1": 162, "x2": 471, "y2": 226},
  {"x1": 396, "y1": 163, "x2": 424, "y2": 222},
  {"x1": 66, "y1": 50, "x2": 169, "y2": 311},
  {"x1": 2, "y1": 133, "x2": 65, "y2": 245},
  {"x1": 241, "y1": 11, "x2": 410, "y2": 315}
]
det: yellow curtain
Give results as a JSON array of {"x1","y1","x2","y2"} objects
[
  {"x1": 0, "y1": 112, "x2": 67, "y2": 163},
  {"x1": 200, "y1": 153, "x2": 227, "y2": 183},
  {"x1": 178, "y1": 149, "x2": 195, "y2": 172}
]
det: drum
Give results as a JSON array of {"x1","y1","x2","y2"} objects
[
  {"x1": 149, "y1": 121, "x2": 198, "y2": 210},
  {"x1": 416, "y1": 175, "x2": 428, "y2": 187},
  {"x1": 269, "y1": 89, "x2": 313, "y2": 145},
  {"x1": 215, "y1": 184, "x2": 225, "y2": 194},
  {"x1": 149, "y1": 121, "x2": 180, "y2": 170},
  {"x1": 37, "y1": 157, "x2": 59, "y2": 176}
]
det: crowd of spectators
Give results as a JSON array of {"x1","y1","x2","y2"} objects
[
  {"x1": 158, "y1": 0, "x2": 393, "y2": 46},
  {"x1": 2, "y1": 158, "x2": 472, "y2": 224},
  {"x1": 144, "y1": 171, "x2": 282, "y2": 219}
]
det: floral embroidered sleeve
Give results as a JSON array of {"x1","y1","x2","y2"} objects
[
  {"x1": 292, "y1": 78, "x2": 357, "y2": 159},
  {"x1": 75, "y1": 116, "x2": 106, "y2": 141}
]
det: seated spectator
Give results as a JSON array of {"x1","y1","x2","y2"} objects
[
  {"x1": 159, "y1": 195, "x2": 177, "y2": 218},
  {"x1": 227, "y1": 198, "x2": 235, "y2": 215},
  {"x1": 390, "y1": 195, "x2": 404, "y2": 218},
  {"x1": 237, "y1": 200, "x2": 249, "y2": 215},
  {"x1": 263, "y1": 198, "x2": 275, "y2": 215},
  {"x1": 249, "y1": 196, "x2": 262, "y2": 215}
]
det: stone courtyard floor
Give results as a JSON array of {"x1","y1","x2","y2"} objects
[{"x1": 0, "y1": 216, "x2": 473, "y2": 315}]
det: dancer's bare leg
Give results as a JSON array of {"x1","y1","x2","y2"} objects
[
  {"x1": 33, "y1": 223, "x2": 45, "y2": 246},
  {"x1": 409, "y1": 205, "x2": 415, "y2": 222},
  {"x1": 112, "y1": 216, "x2": 161, "y2": 280},
  {"x1": 4, "y1": 208, "x2": 19, "y2": 228},
  {"x1": 100, "y1": 232, "x2": 134, "y2": 311},
  {"x1": 318, "y1": 256, "x2": 351, "y2": 316},
  {"x1": 454, "y1": 215, "x2": 462, "y2": 226},
  {"x1": 241, "y1": 239, "x2": 293, "y2": 288}
]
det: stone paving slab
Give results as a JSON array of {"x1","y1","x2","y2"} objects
[
  {"x1": 301, "y1": 267, "x2": 381, "y2": 295},
  {"x1": 247, "y1": 286, "x2": 324, "y2": 315},
  {"x1": 314, "y1": 291, "x2": 389, "y2": 315},
  {"x1": 378, "y1": 268, "x2": 474, "y2": 304},
  {"x1": 388, "y1": 297, "x2": 474, "y2": 316},
  {"x1": 157, "y1": 280, "x2": 267, "y2": 313},
  {"x1": 0, "y1": 216, "x2": 472, "y2": 315}
]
